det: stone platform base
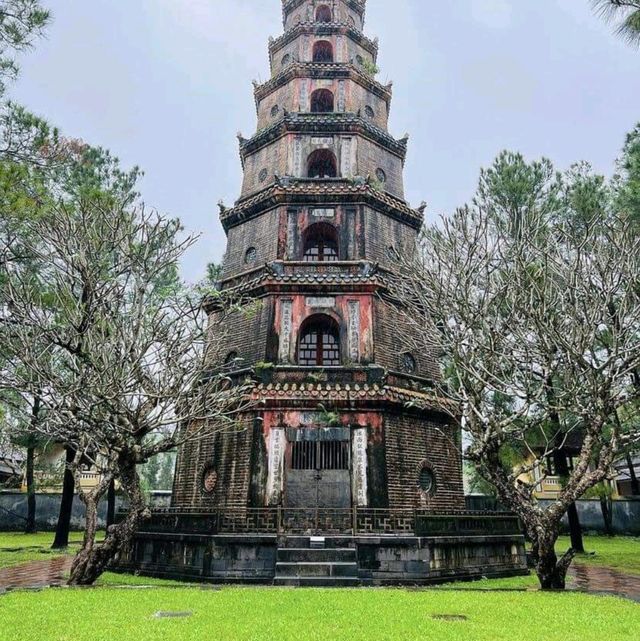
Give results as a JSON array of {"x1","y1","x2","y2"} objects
[{"x1": 115, "y1": 531, "x2": 529, "y2": 586}]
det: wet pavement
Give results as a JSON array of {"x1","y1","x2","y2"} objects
[
  {"x1": 568, "y1": 563, "x2": 640, "y2": 603},
  {"x1": 0, "y1": 557, "x2": 72, "y2": 592}
]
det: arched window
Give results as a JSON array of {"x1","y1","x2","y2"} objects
[
  {"x1": 316, "y1": 5, "x2": 332, "y2": 22},
  {"x1": 310, "y1": 89, "x2": 334, "y2": 113},
  {"x1": 303, "y1": 223, "x2": 339, "y2": 262},
  {"x1": 313, "y1": 40, "x2": 334, "y2": 63},
  {"x1": 307, "y1": 149, "x2": 337, "y2": 178},
  {"x1": 298, "y1": 315, "x2": 341, "y2": 366}
]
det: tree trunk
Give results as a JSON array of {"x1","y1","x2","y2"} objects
[
  {"x1": 52, "y1": 446, "x2": 76, "y2": 549},
  {"x1": 536, "y1": 536, "x2": 576, "y2": 590},
  {"x1": 68, "y1": 455, "x2": 148, "y2": 586},
  {"x1": 24, "y1": 445, "x2": 36, "y2": 534},
  {"x1": 600, "y1": 495, "x2": 613, "y2": 536},
  {"x1": 566, "y1": 501, "x2": 585, "y2": 553},
  {"x1": 24, "y1": 395, "x2": 42, "y2": 534},
  {"x1": 106, "y1": 479, "x2": 116, "y2": 528},
  {"x1": 627, "y1": 453, "x2": 639, "y2": 496},
  {"x1": 553, "y1": 448, "x2": 584, "y2": 553}
]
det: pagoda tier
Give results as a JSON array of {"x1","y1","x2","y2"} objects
[{"x1": 171, "y1": 0, "x2": 465, "y2": 514}]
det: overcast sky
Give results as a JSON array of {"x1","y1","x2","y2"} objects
[{"x1": 9, "y1": 0, "x2": 640, "y2": 282}]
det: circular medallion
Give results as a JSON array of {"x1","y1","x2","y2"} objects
[
  {"x1": 245, "y1": 247, "x2": 258, "y2": 264},
  {"x1": 402, "y1": 353, "x2": 417, "y2": 373},
  {"x1": 202, "y1": 468, "x2": 218, "y2": 494},
  {"x1": 418, "y1": 467, "x2": 436, "y2": 494}
]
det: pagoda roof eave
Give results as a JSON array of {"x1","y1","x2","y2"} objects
[
  {"x1": 219, "y1": 180, "x2": 424, "y2": 232},
  {"x1": 238, "y1": 112, "x2": 408, "y2": 163},
  {"x1": 269, "y1": 22, "x2": 378, "y2": 61}
]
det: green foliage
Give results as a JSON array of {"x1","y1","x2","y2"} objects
[
  {"x1": 0, "y1": 0, "x2": 50, "y2": 94},
  {"x1": 593, "y1": 1, "x2": 640, "y2": 46},
  {"x1": 254, "y1": 361, "x2": 275, "y2": 378},
  {"x1": 360, "y1": 58, "x2": 380, "y2": 77},
  {"x1": 205, "y1": 262, "x2": 223, "y2": 286},
  {"x1": 615, "y1": 123, "x2": 640, "y2": 222},
  {"x1": 317, "y1": 403, "x2": 341, "y2": 427}
]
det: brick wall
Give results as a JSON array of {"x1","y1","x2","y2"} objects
[
  {"x1": 207, "y1": 298, "x2": 273, "y2": 368},
  {"x1": 364, "y1": 208, "x2": 417, "y2": 265},
  {"x1": 172, "y1": 420, "x2": 254, "y2": 508},
  {"x1": 373, "y1": 299, "x2": 440, "y2": 380},
  {"x1": 222, "y1": 210, "x2": 281, "y2": 279},
  {"x1": 257, "y1": 77, "x2": 390, "y2": 130},
  {"x1": 384, "y1": 413, "x2": 465, "y2": 510}
]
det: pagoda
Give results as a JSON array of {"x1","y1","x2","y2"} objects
[
  {"x1": 172, "y1": 0, "x2": 465, "y2": 513},
  {"x1": 122, "y1": 1, "x2": 527, "y2": 586}
]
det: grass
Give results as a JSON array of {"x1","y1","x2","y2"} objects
[
  {"x1": 557, "y1": 535, "x2": 640, "y2": 575},
  {"x1": 0, "y1": 533, "x2": 638, "y2": 640},
  {"x1": 1, "y1": 586, "x2": 638, "y2": 641},
  {"x1": 0, "y1": 532, "x2": 86, "y2": 569}
]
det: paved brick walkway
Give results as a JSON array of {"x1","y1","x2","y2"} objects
[
  {"x1": 568, "y1": 563, "x2": 640, "y2": 602},
  {"x1": 0, "y1": 557, "x2": 73, "y2": 592}
]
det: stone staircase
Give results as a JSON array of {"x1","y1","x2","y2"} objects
[{"x1": 274, "y1": 537, "x2": 360, "y2": 587}]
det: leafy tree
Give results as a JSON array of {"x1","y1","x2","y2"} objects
[
  {"x1": 1, "y1": 195, "x2": 253, "y2": 584},
  {"x1": 593, "y1": 1, "x2": 640, "y2": 45},
  {"x1": 395, "y1": 140, "x2": 640, "y2": 589},
  {"x1": 0, "y1": 0, "x2": 50, "y2": 95}
]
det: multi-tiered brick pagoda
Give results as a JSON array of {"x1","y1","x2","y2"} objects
[
  {"x1": 122, "y1": 1, "x2": 527, "y2": 585},
  {"x1": 173, "y1": 0, "x2": 465, "y2": 514}
]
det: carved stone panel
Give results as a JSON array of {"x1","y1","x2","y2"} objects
[
  {"x1": 338, "y1": 81, "x2": 346, "y2": 112},
  {"x1": 306, "y1": 297, "x2": 336, "y2": 309},
  {"x1": 286, "y1": 210, "x2": 298, "y2": 258},
  {"x1": 266, "y1": 427, "x2": 285, "y2": 505},
  {"x1": 299, "y1": 81, "x2": 308, "y2": 112},
  {"x1": 341, "y1": 137, "x2": 352, "y2": 177},
  {"x1": 347, "y1": 300, "x2": 361, "y2": 362},
  {"x1": 279, "y1": 299, "x2": 294, "y2": 363},
  {"x1": 293, "y1": 137, "x2": 303, "y2": 177},
  {"x1": 352, "y1": 427, "x2": 368, "y2": 507}
]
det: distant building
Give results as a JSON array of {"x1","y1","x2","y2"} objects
[
  {"x1": 614, "y1": 455, "x2": 640, "y2": 498},
  {"x1": 0, "y1": 448, "x2": 23, "y2": 488}
]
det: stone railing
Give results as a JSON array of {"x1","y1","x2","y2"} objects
[{"x1": 127, "y1": 507, "x2": 522, "y2": 538}]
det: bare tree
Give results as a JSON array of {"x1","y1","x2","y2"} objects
[
  {"x1": 392, "y1": 154, "x2": 640, "y2": 589},
  {"x1": 1, "y1": 198, "x2": 253, "y2": 584}
]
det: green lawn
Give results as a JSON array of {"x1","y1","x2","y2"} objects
[
  {"x1": 1, "y1": 533, "x2": 638, "y2": 640},
  {"x1": 557, "y1": 535, "x2": 640, "y2": 575},
  {"x1": 0, "y1": 532, "x2": 86, "y2": 569},
  {"x1": 1, "y1": 586, "x2": 638, "y2": 641}
]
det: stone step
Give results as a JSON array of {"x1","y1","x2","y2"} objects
[
  {"x1": 273, "y1": 576, "x2": 362, "y2": 587},
  {"x1": 277, "y1": 548, "x2": 356, "y2": 563},
  {"x1": 275, "y1": 562, "x2": 358, "y2": 578},
  {"x1": 280, "y1": 536, "x2": 355, "y2": 550}
]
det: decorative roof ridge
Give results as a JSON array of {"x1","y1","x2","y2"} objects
[
  {"x1": 233, "y1": 178, "x2": 414, "y2": 211},
  {"x1": 254, "y1": 62, "x2": 392, "y2": 108},
  {"x1": 238, "y1": 112, "x2": 408, "y2": 162},
  {"x1": 269, "y1": 22, "x2": 378, "y2": 57}
]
